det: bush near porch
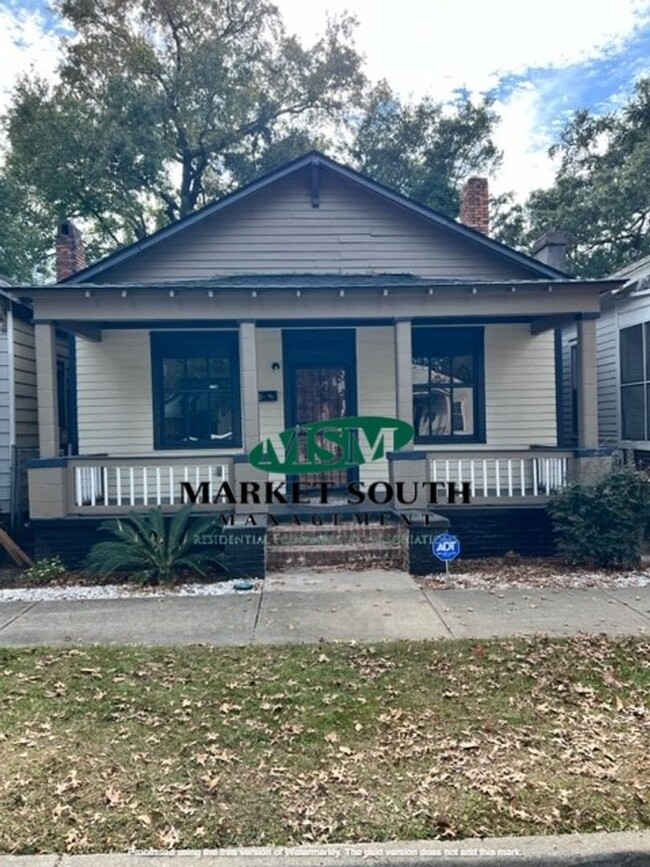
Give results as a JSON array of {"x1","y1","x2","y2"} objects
[{"x1": 549, "y1": 468, "x2": 650, "y2": 569}]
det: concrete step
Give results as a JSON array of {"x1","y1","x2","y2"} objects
[
  {"x1": 267, "y1": 543, "x2": 405, "y2": 570},
  {"x1": 268, "y1": 524, "x2": 402, "y2": 547}
]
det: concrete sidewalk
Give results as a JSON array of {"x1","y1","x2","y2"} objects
[
  {"x1": 0, "y1": 570, "x2": 649, "y2": 646},
  {"x1": 1, "y1": 830, "x2": 649, "y2": 866}
]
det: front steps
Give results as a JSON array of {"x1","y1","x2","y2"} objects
[{"x1": 267, "y1": 521, "x2": 406, "y2": 570}]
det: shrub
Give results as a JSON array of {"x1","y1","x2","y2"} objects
[
  {"x1": 83, "y1": 505, "x2": 228, "y2": 585},
  {"x1": 24, "y1": 556, "x2": 68, "y2": 584},
  {"x1": 548, "y1": 468, "x2": 650, "y2": 569}
]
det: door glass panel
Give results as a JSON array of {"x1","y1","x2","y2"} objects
[{"x1": 294, "y1": 365, "x2": 348, "y2": 490}]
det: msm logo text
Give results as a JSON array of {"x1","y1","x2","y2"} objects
[{"x1": 248, "y1": 416, "x2": 414, "y2": 474}]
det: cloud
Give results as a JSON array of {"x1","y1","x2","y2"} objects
[{"x1": 0, "y1": 2, "x2": 62, "y2": 120}]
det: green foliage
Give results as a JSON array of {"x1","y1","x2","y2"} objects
[
  {"x1": 0, "y1": 169, "x2": 55, "y2": 283},
  {"x1": 4, "y1": 0, "x2": 364, "y2": 261},
  {"x1": 548, "y1": 468, "x2": 650, "y2": 569},
  {"x1": 516, "y1": 77, "x2": 650, "y2": 276},
  {"x1": 24, "y1": 556, "x2": 68, "y2": 584},
  {"x1": 84, "y1": 505, "x2": 227, "y2": 585},
  {"x1": 348, "y1": 82, "x2": 502, "y2": 216}
]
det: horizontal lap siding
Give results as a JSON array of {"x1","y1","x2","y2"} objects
[
  {"x1": 357, "y1": 327, "x2": 397, "y2": 485},
  {"x1": 596, "y1": 311, "x2": 619, "y2": 446},
  {"x1": 77, "y1": 332, "x2": 154, "y2": 455},
  {"x1": 485, "y1": 325, "x2": 556, "y2": 447},
  {"x1": 102, "y1": 171, "x2": 531, "y2": 283},
  {"x1": 12, "y1": 319, "x2": 38, "y2": 452}
]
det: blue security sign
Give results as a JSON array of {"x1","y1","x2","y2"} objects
[{"x1": 432, "y1": 533, "x2": 461, "y2": 562}]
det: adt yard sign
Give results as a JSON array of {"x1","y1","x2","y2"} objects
[{"x1": 433, "y1": 533, "x2": 461, "y2": 562}]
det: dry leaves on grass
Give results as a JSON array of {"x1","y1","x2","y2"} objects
[{"x1": 0, "y1": 637, "x2": 648, "y2": 854}]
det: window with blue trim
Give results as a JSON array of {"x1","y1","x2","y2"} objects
[
  {"x1": 151, "y1": 332, "x2": 241, "y2": 449},
  {"x1": 412, "y1": 327, "x2": 485, "y2": 443}
]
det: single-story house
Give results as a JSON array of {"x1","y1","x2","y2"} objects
[
  {"x1": 21, "y1": 152, "x2": 622, "y2": 574},
  {"x1": 561, "y1": 254, "x2": 650, "y2": 464}
]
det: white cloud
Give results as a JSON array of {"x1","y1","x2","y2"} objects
[
  {"x1": 0, "y1": 5, "x2": 60, "y2": 119},
  {"x1": 277, "y1": 0, "x2": 650, "y2": 100}
]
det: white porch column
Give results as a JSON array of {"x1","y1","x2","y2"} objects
[
  {"x1": 394, "y1": 318, "x2": 413, "y2": 445},
  {"x1": 576, "y1": 317, "x2": 598, "y2": 448},
  {"x1": 239, "y1": 320, "x2": 260, "y2": 451},
  {"x1": 35, "y1": 322, "x2": 60, "y2": 458}
]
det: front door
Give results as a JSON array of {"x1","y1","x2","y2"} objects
[{"x1": 283, "y1": 329, "x2": 357, "y2": 494}]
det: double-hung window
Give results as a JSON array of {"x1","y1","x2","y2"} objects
[
  {"x1": 151, "y1": 332, "x2": 241, "y2": 449},
  {"x1": 620, "y1": 323, "x2": 650, "y2": 441},
  {"x1": 412, "y1": 327, "x2": 485, "y2": 443}
]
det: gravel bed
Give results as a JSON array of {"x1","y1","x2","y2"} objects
[
  {"x1": 416, "y1": 556, "x2": 650, "y2": 590},
  {"x1": 0, "y1": 579, "x2": 261, "y2": 603}
]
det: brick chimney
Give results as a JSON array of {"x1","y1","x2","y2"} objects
[
  {"x1": 531, "y1": 230, "x2": 569, "y2": 272},
  {"x1": 459, "y1": 177, "x2": 489, "y2": 235},
  {"x1": 56, "y1": 220, "x2": 87, "y2": 281}
]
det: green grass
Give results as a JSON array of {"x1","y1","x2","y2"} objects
[{"x1": 0, "y1": 636, "x2": 648, "y2": 854}]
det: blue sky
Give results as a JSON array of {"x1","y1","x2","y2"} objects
[{"x1": 2, "y1": 0, "x2": 649, "y2": 200}]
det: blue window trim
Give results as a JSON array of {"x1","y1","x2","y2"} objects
[
  {"x1": 411, "y1": 326, "x2": 486, "y2": 444},
  {"x1": 150, "y1": 331, "x2": 242, "y2": 450}
]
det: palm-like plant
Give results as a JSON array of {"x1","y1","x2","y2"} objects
[{"x1": 83, "y1": 505, "x2": 228, "y2": 585}]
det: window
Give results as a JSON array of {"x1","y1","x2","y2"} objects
[
  {"x1": 151, "y1": 332, "x2": 241, "y2": 449},
  {"x1": 56, "y1": 358, "x2": 69, "y2": 453},
  {"x1": 412, "y1": 327, "x2": 485, "y2": 442},
  {"x1": 620, "y1": 323, "x2": 650, "y2": 441}
]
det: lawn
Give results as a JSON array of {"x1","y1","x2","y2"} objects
[{"x1": 0, "y1": 636, "x2": 648, "y2": 854}]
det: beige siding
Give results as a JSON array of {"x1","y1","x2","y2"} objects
[
  {"x1": 76, "y1": 330, "x2": 245, "y2": 457},
  {"x1": 76, "y1": 324, "x2": 556, "y2": 459},
  {"x1": 102, "y1": 170, "x2": 533, "y2": 284},
  {"x1": 357, "y1": 326, "x2": 397, "y2": 485},
  {"x1": 484, "y1": 325, "x2": 556, "y2": 448}
]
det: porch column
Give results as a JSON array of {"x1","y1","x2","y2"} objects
[
  {"x1": 394, "y1": 318, "x2": 413, "y2": 444},
  {"x1": 239, "y1": 321, "x2": 260, "y2": 451},
  {"x1": 35, "y1": 322, "x2": 60, "y2": 458},
  {"x1": 576, "y1": 318, "x2": 598, "y2": 448}
]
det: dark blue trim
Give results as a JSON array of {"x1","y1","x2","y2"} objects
[
  {"x1": 57, "y1": 151, "x2": 567, "y2": 285},
  {"x1": 554, "y1": 328, "x2": 564, "y2": 448},
  {"x1": 232, "y1": 454, "x2": 252, "y2": 464},
  {"x1": 67, "y1": 333, "x2": 78, "y2": 455},
  {"x1": 411, "y1": 326, "x2": 486, "y2": 445},
  {"x1": 33, "y1": 315, "x2": 549, "y2": 330},
  {"x1": 282, "y1": 328, "x2": 359, "y2": 490},
  {"x1": 573, "y1": 447, "x2": 618, "y2": 456},
  {"x1": 388, "y1": 450, "x2": 427, "y2": 461},
  {"x1": 150, "y1": 331, "x2": 242, "y2": 450},
  {"x1": 26, "y1": 458, "x2": 67, "y2": 468}
]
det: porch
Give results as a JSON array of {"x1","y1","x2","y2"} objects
[{"x1": 28, "y1": 447, "x2": 576, "y2": 520}]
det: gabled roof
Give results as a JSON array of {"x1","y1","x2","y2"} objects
[{"x1": 60, "y1": 150, "x2": 569, "y2": 285}]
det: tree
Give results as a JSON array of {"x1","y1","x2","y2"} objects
[
  {"x1": 347, "y1": 82, "x2": 502, "y2": 217},
  {"x1": 0, "y1": 169, "x2": 55, "y2": 283},
  {"x1": 5, "y1": 0, "x2": 364, "y2": 261},
  {"x1": 521, "y1": 77, "x2": 650, "y2": 277}
]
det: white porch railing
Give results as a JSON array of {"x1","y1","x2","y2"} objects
[
  {"x1": 69, "y1": 457, "x2": 231, "y2": 512},
  {"x1": 428, "y1": 450, "x2": 572, "y2": 500}
]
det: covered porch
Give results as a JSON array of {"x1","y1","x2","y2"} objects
[{"x1": 26, "y1": 273, "x2": 609, "y2": 523}]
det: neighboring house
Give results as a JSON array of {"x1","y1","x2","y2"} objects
[
  {"x1": 562, "y1": 254, "x2": 650, "y2": 462},
  {"x1": 22, "y1": 152, "x2": 621, "y2": 573},
  {"x1": 0, "y1": 277, "x2": 68, "y2": 530}
]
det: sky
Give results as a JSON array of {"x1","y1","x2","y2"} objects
[{"x1": 1, "y1": 0, "x2": 649, "y2": 201}]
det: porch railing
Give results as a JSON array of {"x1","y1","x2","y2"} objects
[
  {"x1": 428, "y1": 449, "x2": 572, "y2": 500},
  {"x1": 68, "y1": 456, "x2": 232, "y2": 513}
]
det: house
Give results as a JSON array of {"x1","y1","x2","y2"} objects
[
  {"x1": 0, "y1": 277, "x2": 69, "y2": 533},
  {"x1": 22, "y1": 152, "x2": 622, "y2": 574},
  {"x1": 561, "y1": 254, "x2": 650, "y2": 465}
]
